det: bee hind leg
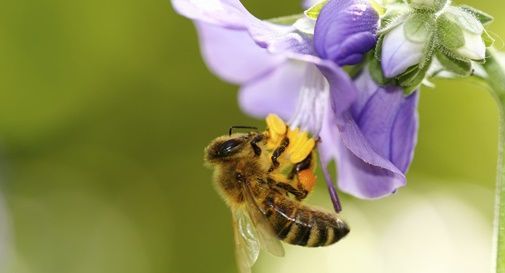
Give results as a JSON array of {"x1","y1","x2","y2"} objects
[{"x1": 274, "y1": 181, "x2": 308, "y2": 201}]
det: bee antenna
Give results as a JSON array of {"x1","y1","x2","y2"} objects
[{"x1": 228, "y1": 126, "x2": 258, "y2": 136}]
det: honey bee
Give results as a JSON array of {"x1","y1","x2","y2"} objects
[{"x1": 204, "y1": 114, "x2": 349, "y2": 273}]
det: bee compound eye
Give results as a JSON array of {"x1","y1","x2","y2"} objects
[{"x1": 216, "y1": 139, "x2": 243, "y2": 157}]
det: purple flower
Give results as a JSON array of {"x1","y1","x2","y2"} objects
[
  {"x1": 319, "y1": 68, "x2": 419, "y2": 199},
  {"x1": 172, "y1": 0, "x2": 418, "y2": 208}
]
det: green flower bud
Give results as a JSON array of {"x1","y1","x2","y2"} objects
[
  {"x1": 408, "y1": 0, "x2": 449, "y2": 11},
  {"x1": 438, "y1": 7, "x2": 486, "y2": 60},
  {"x1": 376, "y1": 1, "x2": 492, "y2": 90}
]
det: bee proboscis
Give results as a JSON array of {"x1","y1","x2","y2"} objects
[{"x1": 204, "y1": 114, "x2": 349, "y2": 273}]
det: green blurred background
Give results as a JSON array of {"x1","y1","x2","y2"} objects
[{"x1": 0, "y1": 0, "x2": 503, "y2": 273}]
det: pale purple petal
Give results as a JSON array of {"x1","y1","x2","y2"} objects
[
  {"x1": 316, "y1": 62, "x2": 361, "y2": 172},
  {"x1": 268, "y1": 33, "x2": 317, "y2": 56},
  {"x1": 238, "y1": 62, "x2": 307, "y2": 121},
  {"x1": 350, "y1": 66, "x2": 379, "y2": 115},
  {"x1": 172, "y1": 0, "x2": 263, "y2": 30},
  {"x1": 195, "y1": 23, "x2": 285, "y2": 84},
  {"x1": 335, "y1": 112, "x2": 404, "y2": 198},
  {"x1": 318, "y1": 104, "x2": 343, "y2": 211},
  {"x1": 254, "y1": 55, "x2": 359, "y2": 134},
  {"x1": 319, "y1": 102, "x2": 340, "y2": 165},
  {"x1": 314, "y1": 0, "x2": 378, "y2": 65},
  {"x1": 354, "y1": 87, "x2": 418, "y2": 170},
  {"x1": 335, "y1": 138, "x2": 402, "y2": 199},
  {"x1": 302, "y1": 0, "x2": 320, "y2": 9},
  {"x1": 390, "y1": 91, "x2": 419, "y2": 172},
  {"x1": 172, "y1": 0, "x2": 306, "y2": 53},
  {"x1": 318, "y1": 63, "x2": 357, "y2": 117},
  {"x1": 288, "y1": 65, "x2": 329, "y2": 135}
]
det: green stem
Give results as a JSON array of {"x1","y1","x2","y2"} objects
[{"x1": 482, "y1": 48, "x2": 505, "y2": 273}]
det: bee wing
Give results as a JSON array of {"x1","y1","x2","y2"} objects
[
  {"x1": 232, "y1": 209, "x2": 260, "y2": 273},
  {"x1": 241, "y1": 181, "x2": 285, "y2": 257}
]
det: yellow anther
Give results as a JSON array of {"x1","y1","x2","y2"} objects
[
  {"x1": 286, "y1": 129, "x2": 306, "y2": 155},
  {"x1": 286, "y1": 128, "x2": 300, "y2": 146},
  {"x1": 265, "y1": 114, "x2": 288, "y2": 149},
  {"x1": 266, "y1": 114, "x2": 287, "y2": 136},
  {"x1": 287, "y1": 127, "x2": 300, "y2": 138},
  {"x1": 264, "y1": 114, "x2": 316, "y2": 163},
  {"x1": 289, "y1": 138, "x2": 315, "y2": 164}
]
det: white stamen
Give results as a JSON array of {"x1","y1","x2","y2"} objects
[{"x1": 289, "y1": 65, "x2": 329, "y2": 135}]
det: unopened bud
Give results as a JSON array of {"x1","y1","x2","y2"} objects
[{"x1": 408, "y1": 0, "x2": 448, "y2": 11}]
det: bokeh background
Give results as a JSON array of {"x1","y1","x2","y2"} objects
[{"x1": 0, "y1": 0, "x2": 503, "y2": 272}]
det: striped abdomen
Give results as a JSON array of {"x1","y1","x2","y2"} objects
[{"x1": 262, "y1": 192, "x2": 349, "y2": 247}]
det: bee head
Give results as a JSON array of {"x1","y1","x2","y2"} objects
[{"x1": 204, "y1": 135, "x2": 248, "y2": 164}]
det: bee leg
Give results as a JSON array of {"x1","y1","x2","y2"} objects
[
  {"x1": 288, "y1": 154, "x2": 312, "y2": 180},
  {"x1": 269, "y1": 137, "x2": 290, "y2": 172},
  {"x1": 250, "y1": 135, "x2": 263, "y2": 156},
  {"x1": 275, "y1": 182, "x2": 308, "y2": 200}
]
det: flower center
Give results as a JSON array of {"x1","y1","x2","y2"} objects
[{"x1": 288, "y1": 65, "x2": 329, "y2": 136}]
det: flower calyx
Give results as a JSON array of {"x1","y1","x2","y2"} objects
[{"x1": 408, "y1": 0, "x2": 449, "y2": 12}]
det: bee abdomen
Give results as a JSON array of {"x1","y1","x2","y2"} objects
[
  {"x1": 305, "y1": 211, "x2": 349, "y2": 247},
  {"x1": 264, "y1": 194, "x2": 349, "y2": 247}
]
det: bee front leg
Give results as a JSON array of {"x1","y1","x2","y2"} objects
[
  {"x1": 250, "y1": 135, "x2": 263, "y2": 156},
  {"x1": 269, "y1": 137, "x2": 289, "y2": 172}
]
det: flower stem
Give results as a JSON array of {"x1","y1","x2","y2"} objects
[{"x1": 481, "y1": 48, "x2": 505, "y2": 273}]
